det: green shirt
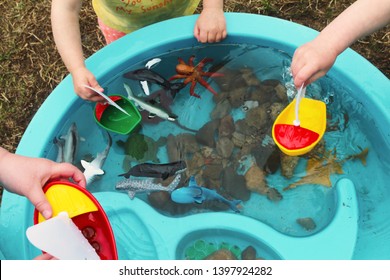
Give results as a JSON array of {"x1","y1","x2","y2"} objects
[{"x1": 92, "y1": 0, "x2": 201, "y2": 33}]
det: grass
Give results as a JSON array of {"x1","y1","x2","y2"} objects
[{"x1": 0, "y1": 0, "x2": 389, "y2": 197}]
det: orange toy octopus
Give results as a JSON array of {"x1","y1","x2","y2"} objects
[{"x1": 169, "y1": 55, "x2": 223, "y2": 98}]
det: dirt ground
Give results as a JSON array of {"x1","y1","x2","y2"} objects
[{"x1": 0, "y1": 1, "x2": 388, "y2": 198}]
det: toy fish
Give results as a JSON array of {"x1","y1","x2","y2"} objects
[
  {"x1": 124, "y1": 83, "x2": 178, "y2": 121},
  {"x1": 81, "y1": 131, "x2": 112, "y2": 185},
  {"x1": 119, "y1": 160, "x2": 187, "y2": 179},
  {"x1": 170, "y1": 176, "x2": 242, "y2": 213},
  {"x1": 116, "y1": 174, "x2": 182, "y2": 199}
]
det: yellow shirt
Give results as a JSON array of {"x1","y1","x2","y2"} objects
[{"x1": 92, "y1": 0, "x2": 201, "y2": 33}]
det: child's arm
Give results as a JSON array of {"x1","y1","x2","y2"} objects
[
  {"x1": 194, "y1": 0, "x2": 227, "y2": 43},
  {"x1": 0, "y1": 147, "x2": 86, "y2": 219},
  {"x1": 51, "y1": 0, "x2": 104, "y2": 101},
  {"x1": 291, "y1": 0, "x2": 390, "y2": 87}
]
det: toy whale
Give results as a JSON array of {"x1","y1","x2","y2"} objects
[
  {"x1": 118, "y1": 160, "x2": 187, "y2": 179},
  {"x1": 123, "y1": 68, "x2": 185, "y2": 98},
  {"x1": 170, "y1": 176, "x2": 242, "y2": 213},
  {"x1": 33, "y1": 181, "x2": 118, "y2": 260}
]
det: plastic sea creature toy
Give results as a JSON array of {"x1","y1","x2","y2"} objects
[
  {"x1": 123, "y1": 68, "x2": 186, "y2": 98},
  {"x1": 169, "y1": 55, "x2": 223, "y2": 98},
  {"x1": 272, "y1": 85, "x2": 326, "y2": 156},
  {"x1": 283, "y1": 147, "x2": 368, "y2": 190},
  {"x1": 119, "y1": 160, "x2": 187, "y2": 180},
  {"x1": 124, "y1": 83, "x2": 178, "y2": 121},
  {"x1": 116, "y1": 173, "x2": 182, "y2": 199},
  {"x1": 81, "y1": 130, "x2": 112, "y2": 186},
  {"x1": 53, "y1": 122, "x2": 81, "y2": 164},
  {"x1": 170, "y1": 176, "x2": 242, "y2": 213},
  {"x1": 33, "y1": 181, "x2": 118, "y2": 260},
  {"x1": 116, "y1": 132, "x2": 165, "y2": 163},
  {"x1": 140, "y1": 58, "x2": 161, "y2": 96}
]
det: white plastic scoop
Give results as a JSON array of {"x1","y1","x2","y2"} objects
[
  {"x1": 83, "y1": 84, "x2": 130, "y2": 116},
  {"x1": 26, "y1": 212, "x2": 100, "y2": 260}
]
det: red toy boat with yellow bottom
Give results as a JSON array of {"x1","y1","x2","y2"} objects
[
  {"x1": 30, "y1": 181, "x2": 118, "y2": 260},
  {"x1": 272, "y1": 86, "x2": 326, "y2": 156}
]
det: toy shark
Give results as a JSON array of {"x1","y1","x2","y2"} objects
[
  {"x1": 54, "y1": 122, "x2": 81, "y2": 164},
  {"x1": 170, "y1": 176, "x2": 242, "y2": 213},
  {"x1": 116, "y1": 174, "x2": 182, "y2": 199},
  {"x1": 81, "y1": 131, "x2": 112, "y2": 185},
  {"x1": 118, "y1": 160, "x2": 187, "y2": 180},
  {"x1": 124, "y1": 83, "x2": 178, "y2": 121}
]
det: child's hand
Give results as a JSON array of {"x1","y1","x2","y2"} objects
[
  {"x1": 71, "y1": 67, "x2": 105, "y2": 102},
  {"x1": 0, "y1": 149, "x2": 86, "y2": 220},
  {"x1": 194, "y1": 8, "x2": 227, "y2": 43},
  {"x1": 291, "y1": 39, "x2": 338, "y2": 88}
]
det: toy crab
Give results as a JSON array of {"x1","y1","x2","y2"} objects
[{"x1": 169, "y1": 55, "x2": 223, "y2": 98}]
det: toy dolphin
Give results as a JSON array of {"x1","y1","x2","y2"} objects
[
  {"x1": 119, "y1": 160, "x2": 187, "y2": 180},
  {"x1": 170, "y1": 176, "x2": 242, "y2": 213}
]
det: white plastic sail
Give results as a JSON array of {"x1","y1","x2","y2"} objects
[
  {"x1": 26, "y1": 212, "x2": 100, "y2": 260},
  {"x1": 293, "y1": 84, "x2": 306, "y2": 126},
  {"x1": 83, "y1": 84, "x2": 130, "y2": 116}
]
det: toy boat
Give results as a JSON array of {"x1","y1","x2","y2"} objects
[
  {"x1": 272, "y1": 87, "x2": 326, "y2": 156},
  {"x1": 33, "y1": 181, "x2": 118, "y2": 260},
  {"x1": 94, "y1": 94, "x2": 141, "y2": 135}
]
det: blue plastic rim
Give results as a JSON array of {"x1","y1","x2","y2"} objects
[{"x1": 0, "y1": 13, "x2": 389, "y2": 260}]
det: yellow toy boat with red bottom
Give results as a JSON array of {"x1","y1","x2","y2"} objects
[
  {"x1": 33, "y1": 181, "x2": 118, "y2": 260},
  {"x1": 272, "y1": 86, "x2": 326, "y2": 156}
]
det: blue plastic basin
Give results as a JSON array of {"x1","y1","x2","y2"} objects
[{"x1": 1, "y1": 13, "x2": 389, "y2": 260}]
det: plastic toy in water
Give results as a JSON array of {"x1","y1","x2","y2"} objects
[
  {"x1": 272, "y1": 85, "x2": 326, "y2": 156},
  {"x1": 33, "y1": 181, "x2": 118, "y2": 260},
  {"x1": 169, "y1": 55, "x2": 224, "y2": 98},
  {"x1": 116, "y1": 173, "x2": 182, "y2": 200},
  {"x1": 118, "y1": 160, "x2": 187, "y2": 179},
  {"x1": 124, "y1": 83, "x2": 178, "y2": 122},
  {"x1": 141, "y1": 58, "x2": 162, "y2": 96},
  {"x1": 170, "y1": 176, "x2": 242, "y2": 213},
  {"x1": 94, "y1": 94, "x2": 141, "y2": 135},
  {"x1": 123, "y1": 68, "x2": 186, "y2": 99}
]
